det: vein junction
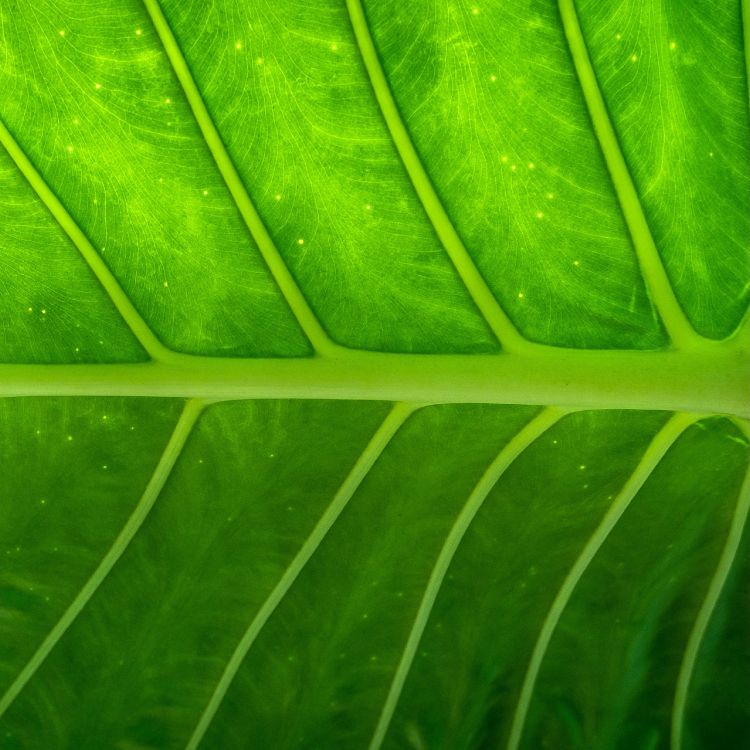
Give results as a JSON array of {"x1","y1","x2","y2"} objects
[{"x1": 0, "y1": 342, "x2": 746, "y2": 418}]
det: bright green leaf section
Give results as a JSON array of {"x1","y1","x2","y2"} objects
[
  {"x1": 522, "y1": 418, "x2": 749, "y2": 749},
  {"x1": 0, "y1": 151, "x2": 145, "y2": 363},
  {"x1": 363, "y1": 0, "x2": 665, "y2": 349},
  {"x1": 0, "y1": 0, "x2": 310, "y2": 357},
  {"x1": 157, "y1": 0, "x2": 499, "y2": 354},
  {"x1": 380, "y1": 409, "x2": 667, "y2": 749},
  {"x1": 0, "y1": 397, "x2": 182, "y2": 697},
  {"x1": 576, "y1": 0, "x2": 750, "y2": 339}
]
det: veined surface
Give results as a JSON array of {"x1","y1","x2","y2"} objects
[{"x1": 0, "y1": 0, "x2": 748, "y2": 748}]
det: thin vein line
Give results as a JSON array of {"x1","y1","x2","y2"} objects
[
  {"x1": 0, "y1": 398, "x2": 204, "y2": 719},
  {"x1": 185, "y1": 401, "x2": 415, "y2": 750},
  {"x1": 0, "y1": 117, "x2": 172, "y2": 363},
  {"x1": 344, "y1": 0, "x2": 529, "y2": 354},
  {"x1": 368, "y1": 407, "x2": 566, "y2": 750},
  {"x1": 506, "y1": 411, "x2": 697, "y2": 750},
  {"x1": 729, "y1": 303, "x2": 750, "y2": 348},
  {"x1": 141, "y1": 0, "x2": 337, "y2": 357},
  {"x1": 558, "y1": 0, "x2": 703, "y2": 351},
  {"x1": 671, "y1": 421, "x2": 750, "y2": 750}
]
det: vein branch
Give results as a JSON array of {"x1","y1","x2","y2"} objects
[
  {"x1": 0, "y1": 117, "x2": 172, "y2": 363},
  {"x1": 506, "y1": 411, "x2": 696, "y2": 750},
  {"x1": 558, "y1": 0, "x2": 703, "y2": 351},
  {"x1": 141, "y1": 0, "x2": 337, "y2": 357},
  {"x1": 671, "y1": 421, "x2": 750, "y2": 750},
  {"x1": 344, "y1": 0, "x2": 529, "y2": 353},
  {"x1": 743, "y1": 0, "x2": 750, "y2": 116},
  {"x1": 368, "y1": 407, "x2": 566, "y2": 750},
  {"x1": 0, "y1": 398, "x2": 204, "y2": 719},
  {"x1": 184, "y1": 401, "x2": 415, "y2": 750}
]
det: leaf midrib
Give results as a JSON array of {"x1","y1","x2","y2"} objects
[{"x1": 0, "y1": 345, "x2": 746, "y2": 418}]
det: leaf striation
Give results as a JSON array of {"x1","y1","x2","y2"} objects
[{"x1": 0, "y1": 0, "x2": 748, "y2": 748}]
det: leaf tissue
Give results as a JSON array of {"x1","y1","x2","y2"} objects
[{"x1": 0, "y1": 0, "x2": 748, "y2": 748}]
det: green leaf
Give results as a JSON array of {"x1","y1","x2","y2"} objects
[{"x1": 0, "y1": 0, "x2": 748, "y2": 749}]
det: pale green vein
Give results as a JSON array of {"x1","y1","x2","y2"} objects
[
  {"x1": 368, "y1": 407, "x2": 566, "y2": 750},
  {"x1": 0, "y1": 398, "x2": 204, "y2": 719},
  {"x1": 344, "y1": 0, "x2": 530, "y2": 354},
  {"x1": 185, "y1": 401, "x2": 415, "y2": 750},
  {"x1": 742, "y1": 0, "x2": 750, "y2": 351},
  {"x1": 729, "y1": 303, "x2": 750, "y2": 348},
  {"x1": 506, "y1": 411, "x2": 697, "y2": 750},
  {"x1": 558, "y1": 0, "x2": 703, "y2": 351},
  {"x1": 141, "y1": 0, "x2": 337, "y2": 358},
  {"x1": 0, "y1": 346, "x2": 748, "y2": 417},
  {"x1": 671, "y1": 420, "x2": 750, "y2": 750},
  {"x1": 0, "y1": 117, "x2": 172, "y2": 363}
]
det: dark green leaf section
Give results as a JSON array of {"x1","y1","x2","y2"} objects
[
  {"x1": 158, "y1": 0, "x2": 499, "y2": 354},
  {"x1": 522, "y1": 418, "x2": 749, "y2": 750},
  {"x1": 381, "y1": 410, "x2": 667, "y2": 750},
  {"x1": 576, "y1": 0, "x2": 750, "y2": 339},
  {"x1": 684, "y1": 495, "x2": 750, "y2": 750},
  {"x1": 0, "y1": 399, "x2": 390, "y2": 749},
  {"x1": 0, "y1": 397, "x2": 182, "y2": 698},
  {"x1": 0, "y1": 0, "x2": 310, "y2": 358},
  {"x1": 0, "y1": 150, "x2": 145, "y2": 363},
  {"x1": 362, "y1": 0, "x2": 665, "y2": 350},
  {"x1": 201, "y1": 404, "x2": 536, "y2": 749}
]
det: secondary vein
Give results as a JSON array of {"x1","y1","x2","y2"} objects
[
  {"x1": 0, "y1": 117, "x2": 171, "y2": 363},
  {"x1": 184, "y1": 401, "x2": 415, "y2": 750},
  {"x1": 367, "y1": 407, "x2": 566, "y2": 750},
  {"x1": 558, "y1": 0, "x2": 703, "y2": 351},
  {"x1": 344, "y1": 0, "x2": 529, "y2": 354},
  {"x1": 743, "y1": 0, "x2": 750, "y2": 116},
  {"x1": 506, "y1": 411, "x2": 696, "y2": 750},
  {"x1": 141, "y1": 0, "x2": 336, "y2": 357},
  {"x1": 670, "y1": 420, "x2": 750, "y2": 750},
  {"x1": 0, "y1": 398, "x2": 204, "y2": 719}
]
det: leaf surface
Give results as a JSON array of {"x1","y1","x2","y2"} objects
[{"x1": 0, "y1": 1, "x2": 748, "y2": 749}]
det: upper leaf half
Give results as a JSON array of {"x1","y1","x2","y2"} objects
[{"x1": 0, "y1": 0, "x2": 747, "y2": 361}]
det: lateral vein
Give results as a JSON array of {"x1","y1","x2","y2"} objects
[
  {"x1": 743, "y1": 0, "x2": 750, "y2": 115},
  {"x1": 344, "y1": 0, "x2": 529, "y2": 353},
  {"x1": 506, "y1": 411, "x2": 696, "y2": 750},
  {"x1": 368, "y1": 407, "x2": 566, "y2": 750},
  {"x1": 184, "y1": 401, "x2": 415, "y2": 750},
  {"x1": 558, "y1": 0, "x2": 703, "y2": 350},
  {"x1": 141, "y1": 0, "x2": 336, "y2": 357},
  {"x1": 0, "y1": 117, "x2": 171, "y2": 363},
  {"x1": 0, "y1": 398, "x2": 204, "y2": 719},
  {"x1": 670, "y1": 421, "x2": 750, "y2": 750}
]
